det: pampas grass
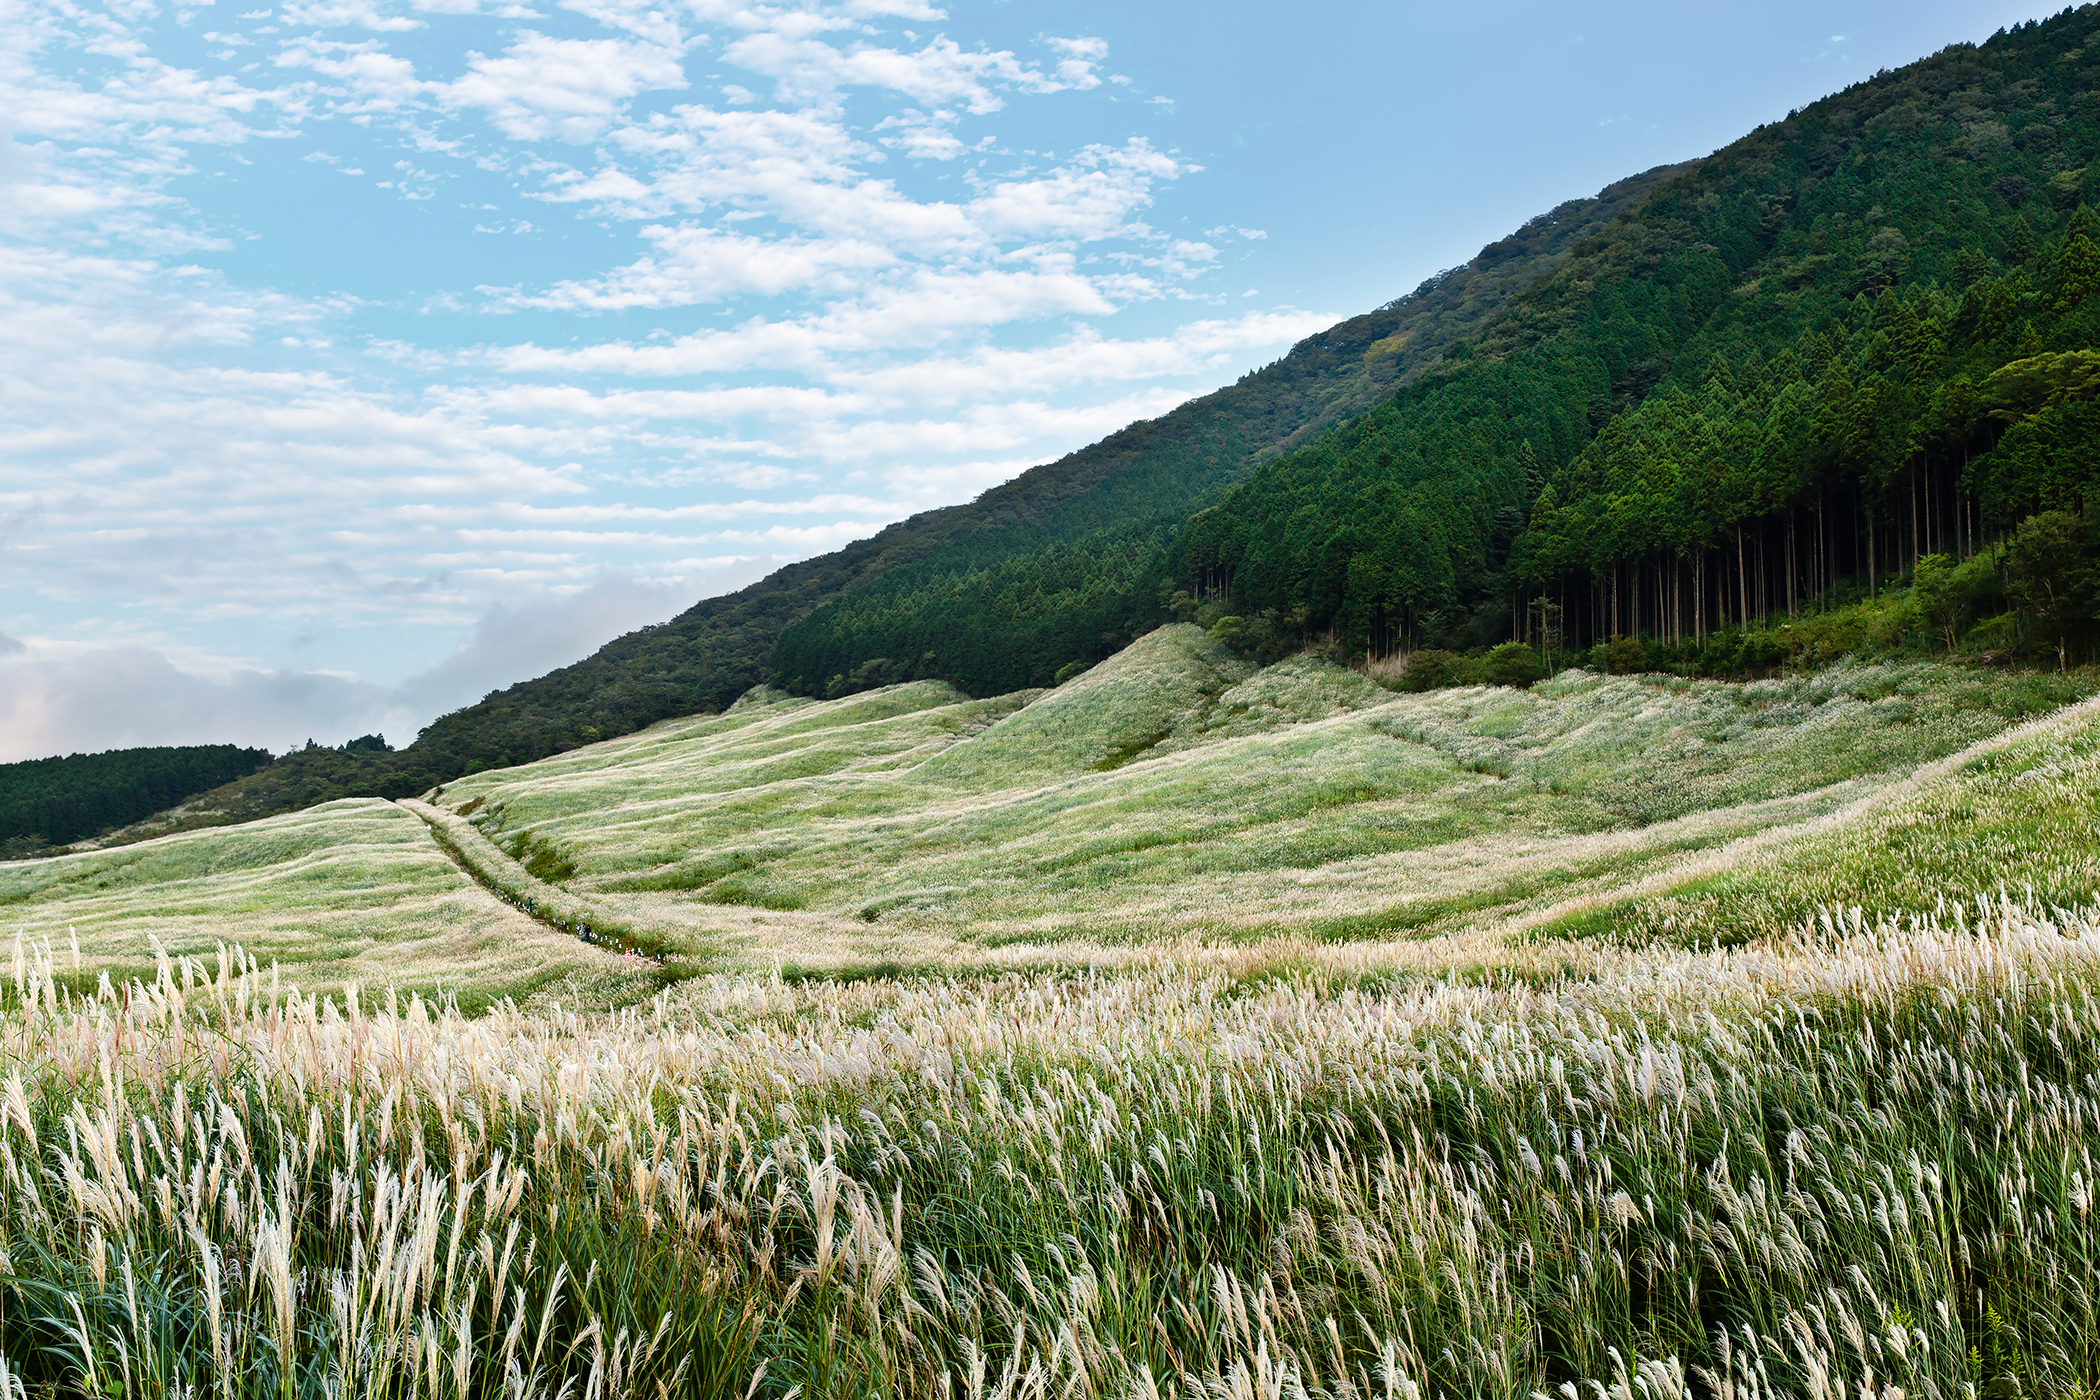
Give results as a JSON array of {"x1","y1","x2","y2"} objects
[{"x1": 6, "y1": 895, "x2": 2100, "y2": 1398}]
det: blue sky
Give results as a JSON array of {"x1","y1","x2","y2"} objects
[{"x1": 0, "y1": 0, "x2": 2061, "y2": 759}]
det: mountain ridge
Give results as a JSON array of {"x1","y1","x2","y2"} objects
[{"x1": 20, "y1": 160, "x2": 1682, "y2": 842}]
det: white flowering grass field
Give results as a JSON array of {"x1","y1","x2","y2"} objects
[
  {"x1": 1528, "y1": 687, "x2": 2100, "y2": 948},
  {"x1": 4, "y1": 625, "x2": 2092, "y2": 988},
  {"x1": 0, "y1": 799, "x2": 643, "y2": 1007},
  {"x1": 430, "y1": 624, "x2": 2095, "y2": 969},
  {"x1": 4, "y1": 892, "x2": 2099, "y2": 1400},
  {"x1": 6, "y1": 628, "x2": 2100, "y2": 1400}
]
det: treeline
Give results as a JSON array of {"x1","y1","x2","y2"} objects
[
  {"x1": 1178, "y1": 11, "x2": 2100, "y2": 671},
  {"x1": 771, "y1": 522, "x2": 1176, "y2": 696},
  {"x1": 0, "y1": 745, "x2": 270, "y2": 852}
]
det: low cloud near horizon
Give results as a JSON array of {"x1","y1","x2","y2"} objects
[{"x1": 0, "y1": 569, "x2": 772, "y2": 763}]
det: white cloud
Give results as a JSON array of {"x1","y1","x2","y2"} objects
[
  {"x1": 280, "y1": 0, "x2": 424, "y2": 31},
  {"x1": 482, "y1": 263, "x2": 1136, "y2": 376},
  {"x1": 874, "y1": 107, "x2": 962, "y2": 160},
  {"x1": 0, "y1": 569, "x2": 774, "y2": 759},
  {"x1": 967, "y1": 139, "x2": 1184, "y2": 241},
  {"x1": 0, "y1": 0, "x2": 1321, "y2": 760},
  {"x1": 1047, "y1": 37, "x2": 1108, "y2": 61},
  {"x1": 277, "y1": 39, "x2": 427, "y2": 112},
  {"x1": 723, "y1": 32, "x2": 1095, "y2": 114},
  {"x1": 387, "y1": 569, "x2": 738, "y2": 718},
  {"x1": 441, "y1": 32, "x2": 687, "y2": 143},
  {"x1": 0, "y1": 647, "x2": 397, "y2": 761},
  {"x1": 498, "y1": 222, "x2": 896, "y2": 309}
]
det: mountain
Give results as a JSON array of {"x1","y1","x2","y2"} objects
[
  {"x1": 1175, "y1": 11, "x2": 2100, "y2": 669},
  {"x1": 42, "y1": 7, "x2": 2100, "y2": 841}
]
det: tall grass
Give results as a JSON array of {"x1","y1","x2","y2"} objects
[
  {"x1": 0, "y1": 801, "x2": 614, "y2": 1006},
  {"x1": 424, "y1": 631, "x2": 2093, "y2": 958},
  {"x1": 7, "y1": 897, "x2": 2100, "y2": 1399}
]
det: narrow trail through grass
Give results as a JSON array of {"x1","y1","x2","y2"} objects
[{"x1": 0, "y1": 797, "x2": 636, "y2": 1006}]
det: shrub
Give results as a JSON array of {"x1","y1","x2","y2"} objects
[
  {"x1": 1589, "y1": 637, "x2": 1648, "y2": 675},
  {"x1": 1483, "y1": 641, "x2": 1547, "y2": 688},
  {"x1": 1400, "y1": 649, "x2": 1460, "y2": 691},
  {"x1": 1738, "y1": 630, "x2": 1789, "y2": 677}
]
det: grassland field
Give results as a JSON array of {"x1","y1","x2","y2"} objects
[
  {"x1": 15, "y1": 623, "x2": 2085, "y2": 994},
  {"x1": 4, "y1": 625, "x2": 2100, "y2": 1400}
]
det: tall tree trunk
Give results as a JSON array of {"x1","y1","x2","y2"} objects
[
  {"x1": 1786, "y1": 513, "x2": 1797, "y2": 617},
  {"x1": 1756, "y1": 526, "x2": 1767, "y2": 624},
  {"x1": 1736, "y1": 528, "x2": 1747, "y2": 629},
  {"x1": 1805, "y1": 493, "x2": 1822, "y2": 604},
  {"x1": 1868, "y1": 505, "x2": 1878, "y2": 599},
  {"x1": 1692, "y1": 552, "x2": 1701, "y2": 645}
]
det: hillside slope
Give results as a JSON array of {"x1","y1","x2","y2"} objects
[
  {"x1": 1179, "y1": 11, "x2": 2100, "y2": 666},
  {"x1": 11, "y1": 636, "x2": 2089, "y2": 982},
  {"x1": 415, "y1": 631, "x2": 2092, "y2": 967},
  {"x1": 395, "y1": 166, "x2": 1677, "y2": 774}
]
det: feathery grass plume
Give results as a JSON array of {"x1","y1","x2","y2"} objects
[{"x1": 2, "y1": 896, "x2": 2100, "y2": 1397}]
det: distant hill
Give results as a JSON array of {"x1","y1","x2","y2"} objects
[{"x1": 0, "y1": 744, "x2": 270, "y2": 855}]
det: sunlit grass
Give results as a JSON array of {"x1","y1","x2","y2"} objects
[
  {"x1": 6, "y1": 894, "x2": 2100, "y2": 1398},
  {"x1": 427, "y1": 627, "x2": 2096, "y2": 964}
]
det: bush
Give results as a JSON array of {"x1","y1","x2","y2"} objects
[
  {"x1": 1400, "y1": 649, "x2": 1460, "y2": 691},
  {"x1": 1483, "y1": 641, "x2": 1547, "y2": 689},
  {"x1": 1587, "y1": 637, "x2": 1649, "y2": 675},
  {"x1": 1738, "y1": 630, "x2": 1789, "y2": 677}
]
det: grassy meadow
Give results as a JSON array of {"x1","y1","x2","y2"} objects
[
  {"x1": 5, "y1": 627, "x2": 2100, "y2": 1399},
  {"x1": 431, "y1": 624, "x2": 2095, "y2": 966},
  {"x1": 0, "y1": 799, "x2": 633, "y2": 1008}
]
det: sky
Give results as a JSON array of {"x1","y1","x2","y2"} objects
[{"x1": 0, "y1": 0, "x2": 2064, "y2": 761}]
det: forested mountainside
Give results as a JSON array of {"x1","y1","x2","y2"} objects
[
  {"x1": 0, "y1": 745, "x2": 269, "y2": 854},
  {"x1": 44, "y1": 164, "x2": 1667, "y2": 836},
  {"x1": 399, "y1": 163, "x2": 1672, "y2": 769},
  {"x1": 32, "y1": 10, "x2": 2100, "y2": 841},
  {"x1": 1176, "y1": 10, "x2": 2100, "y2": 673}
]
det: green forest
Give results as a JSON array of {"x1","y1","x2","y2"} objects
[
  {"x1": 779, "y1": 11, "x2": 2100, "y2": 699},
  {"x1": 19, "y1": 9, "x2": 2100, "y2": 841},
  {"x1": 1177, "y1": 16, "x2": 2100, "y2": 683},
  {"x1": 0, "y1": 745, "x2": 269, "y2": 853}
]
